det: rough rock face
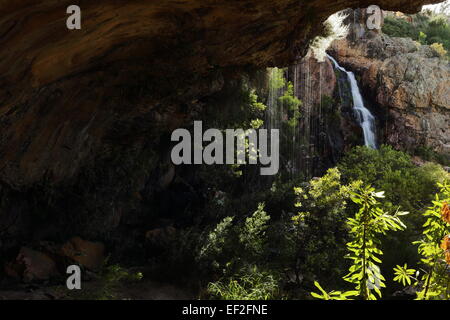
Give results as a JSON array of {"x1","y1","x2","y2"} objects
[
  {"x1": 289, "y1": 49, "x2": 370, "y2": 175},
  {"x1": 330, "y1": 34, "x2": 450, "y2": 156},
  {"x1": 291, "y1": 54, "x2": 337, "y2": 105},
  {"x1": 0, "y1": 0, "x2": 441, "y2": 261},
  {"x1": 5, "y1": 247, "x2": 59, "y2": 282},
  {"x1": 287, "y1": 54, "x2": 345, "y2": 176}
]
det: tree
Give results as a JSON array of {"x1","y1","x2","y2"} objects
[{"x1": 311, "y1": 185, "x2": 407, "y2": 300}]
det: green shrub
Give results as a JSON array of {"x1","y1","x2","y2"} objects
[
  {"x1": 382, "y1": 16, "x2": 418, "y2": 39},
  {"x1": 239, "y1": 203, "x2": 270, "y2": 256},
  {"x1": 382, "y1": 13, "x2": 450, "y2": 58},
  {"x1": 338, "y1": 145, "x2": 447, "y2": 214},
  {"x1": 430, "y1": 42, "x2": 448, "y2": 57},
  {"x1": 277, "y1": 168, "x2": 361, "y2": 288},
  {"x1": 415, "y1": 146, "x2": 450, "y2": 166},
  {"x1": 198, "y1": 203, "x2": 271, "y2": 274},
  {"x1": 311, "y1": 186, "x2": 408, "y2": 300},
  {"x1": 337, "y1": 146, "x2": 449, "y2": 296},
  {"x1": 394, "y1": 182, "x2": 450, "y2": 300},
  {"x1": 207, "y1": 266, "x2": 280, "y2": 300}
]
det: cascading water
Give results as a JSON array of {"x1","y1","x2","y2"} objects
[
  {"x1": 327, "y1": 54, "x2": 377, "y2": 149},
  {"x1": 266, "y1": 60, "x2": 324, "y2": 180}
]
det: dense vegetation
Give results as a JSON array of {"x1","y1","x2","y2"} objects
[
  {"x1": 382, "y1": 11, "x2": 450, "y2": 58},
  {"x1": 138, "y1": 70, "x2": 450, "y2": 300},
  {"x1": 194, "y1": 149, "x2": 449, "y2": 300}
]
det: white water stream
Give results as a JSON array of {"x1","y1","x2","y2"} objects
[{"x1": 327, "y1": 54, "x2": 377, "y2": 149}]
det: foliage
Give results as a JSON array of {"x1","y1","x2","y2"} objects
[
  {"x1": 266, "y1": 67, "x2": 303, "y2": 178},
  {"x1": 382, "y1": 16, "x2": 419, "y2": 39},
  {"x1": 285, "y1": 168, "x2": 361, "y2": 287},
  {"x1": 160, "y1": 67, "x2": 450, "y2": 300},
  {"x1": 207, "y1": 266, "x2": 280, "y2": 300},
  {"x1": 195, "y1": 75, "x2": 272, "y2": 226},
  {"x1": 278, "y1": 82, "x2": 301, "y2": 128},
  {"x1": 199, "y1": 204, "x2": 283, "y2": 299},
  {"x1": 203, "y1": 77, "x2": 267, "y2": 133},
  {"x1": 382, "y1": 13, "x2": 450, "y2": 58},
  {"x1": 198, "y1": 203, "x2": 271, "y2": 274},
  {"x1": 200, "y1": 168, "x2": 361, "y2": 299},
  {"x1": 249, "y1": 90, "x2": 267, "y2": 113},
  {"x1": 97, "y1": 265, "x2": 143, "y2": 300},
  {"x1": 419, "y1": 31, "x2": 428, "y2": 45},
  {"x1": 199, "y1": 216, "x2": 235, "y2": 271},
  {"x1": 393, "y1": 182, "x2": 450, "y2": 300},
  {"x1": 239, "y1": 203, "x2": 270, "y2": 256},
  {"x1": 343, "y1": 186, "x2": 407, "y2": 299},
  {"x1": 311, "y1": 186, "x2": 407, "y2": 300},
  {"x1": 338, "y1": 146, "x2": 448, "y2": 294},
  {"x1": 415, "y1": 145, "x2": 450, "y2": 167},
  {"x1": 430, "y1": 42, "x2": 448, "y2": 57},
  {"x1": 268, "y1": 68, "x2": 285, "y2": 90},
  {"x1": 338, "y1": 145, "x2": 448, "y2": 215},
  {"x1": 310, "y1": 281, "x2": 354, "y2": 300},
  {"x1": 426, "y1": 15, "x2": 450, "y2": 51},
  {"x1": 66, "y1": 264, "x2": 143, "y2": 300},
  {"x1": 393, "y1": 264, "x2": 416, "y2": 286},
  {"x1": 250, "y1": 118, "x2": 264, "y2": 129}
]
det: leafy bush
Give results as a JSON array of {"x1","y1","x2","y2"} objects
[
  {"x1": 239, "y1": 203, "x2": 270, "y2": 256},
  {"x1": 382, "y1": 13, "x2": 450, "y2": 58},
  {"x1": 394, "y1": 182, "x2": 450, "y2": 300},
  {"x1": 278, "y1": 168, "x2": 361, "y2": 288},
  {"x1": 207, "y1": 266, "x2": 280, "y2": 300},
  {"x1": 415, "y1": 146, "x2": 450, "y2": 167},
  {"x1": 97, "y1": 265, "x2": 143, "y2": 300},
  {"x1": 338, "y1": 145, "x2": 448, "y2": 215},
  {"x1": 382, "y1": 16, "x2": 418, "y2": 39},
  {"x1": 278, "y1": 82, "x2": 301, "y2": 128},
  {"x1": 311, "y1": 186, "x2": 407, "y2": 300},
  {"x1": 199, "y1": 204, "x2": 283, "y2": 299},
  {"x1": 198, "y1": 203, "x2": 271, "y2": 275},
  {"x1": 430, "y1": 42, "x2": 448, "y2": 57},
  {"x1": 338, "y1": 146, "x2": 449, "y2": 296}
]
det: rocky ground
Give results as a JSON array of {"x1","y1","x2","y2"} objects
[
  {"x1": 0, "y1": 280, "x2": 193, "y2": 300},
  {"x1": 0, "y1": 235, "x2": 194, "y2": 300}
]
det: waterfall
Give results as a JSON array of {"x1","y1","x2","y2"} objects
[{"x1": 327, "y1": 54, "x2": 377, "y2": 149}]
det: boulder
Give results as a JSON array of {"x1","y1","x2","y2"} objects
[
  {"x1": 5, "y1": 247, "x2": 59, "y2": 282},
  {"x1": 60, "y1": 237, "x2": 105, "y2": 271}
]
